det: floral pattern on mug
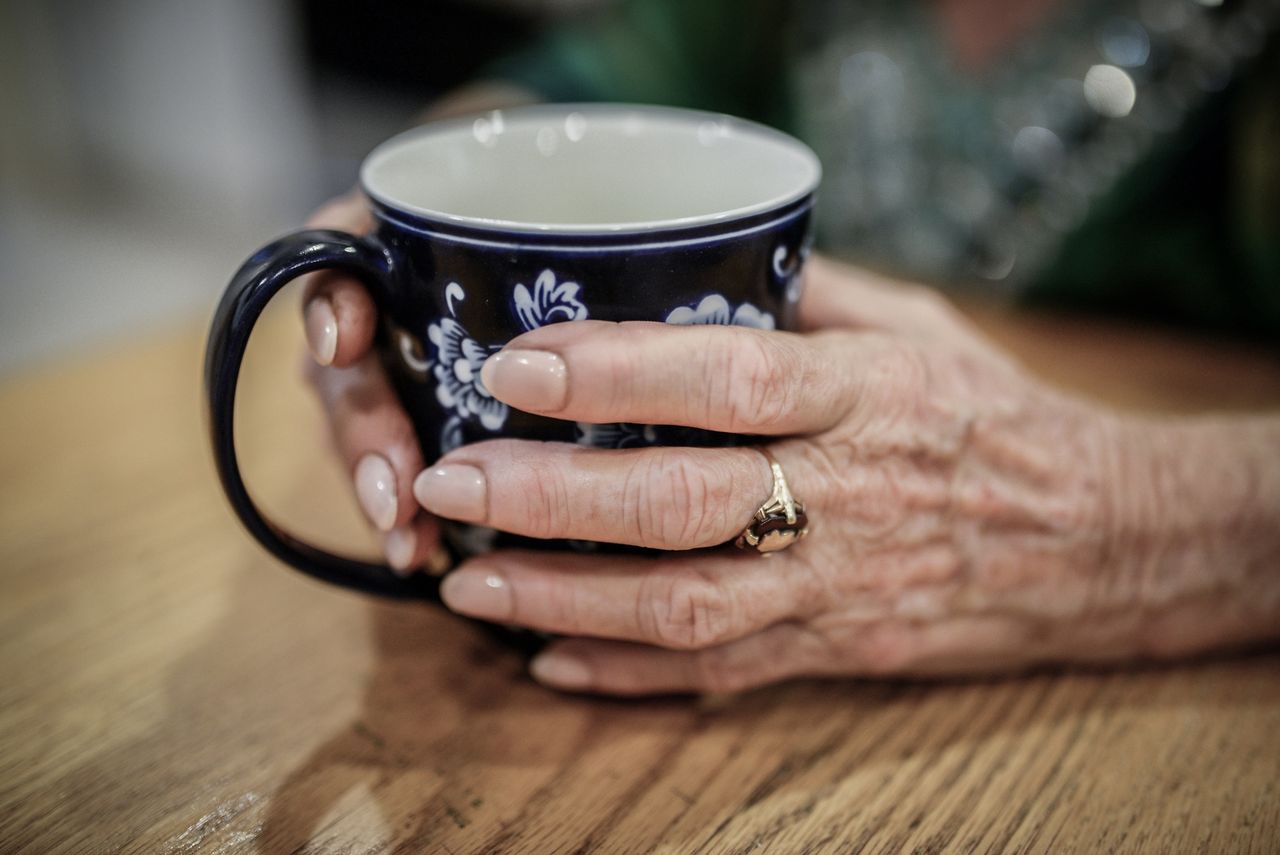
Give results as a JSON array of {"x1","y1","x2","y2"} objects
[
  {"x1": 514, "y1": 269, "x2": 588, "y2": 331},
  {"x1": 663, "y1": 294, "x2": 776, "y2": 330},
  {"x1": 440, "y1": 415, "x2": 465, "y2": 456},
  {"x1": 775, "y1": 236, "x2": 813, "y2": 305},
  {"x1": 577, "y1": 294, "x2": 778, "y2": 451},
  {"x1": 428, "y1": 284, "x2": 507, "y2": 432},
  {"x1": 574, "y1": 422, "x2": 658, "y2": 450},
  {"x1": 427, "y1": 272, "x2": 590, "y2": 449}
]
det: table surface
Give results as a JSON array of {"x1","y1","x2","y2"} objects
[{"x1": 3, "y1": 297, "x2": 1279, "y2": 854}]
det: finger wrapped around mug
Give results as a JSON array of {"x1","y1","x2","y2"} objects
[
  {"x1": 414, "y1": 440, "x2": 809, "y2": 550},
  {"x1": 476, "y1": 320, "x2": 872, "y2": 436},
  {"x1": 440, "y1": 549, "x2": 813, "y2": 651}
]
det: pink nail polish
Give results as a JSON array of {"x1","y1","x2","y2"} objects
[
  {"x1": 480, "y1": 349, "x2": 568, "y2": 412},
  {"x1": 355, "y1": 453, "x2": 398, "y2": 532},
  {"x1": 530, "y1": 652, "x2": 592, "y2": 690},
  {"x1": 413, "y1": 464, "x2": 486, "y2": 522},
  {"x1": 440, "y1": 569, "x2": 512, "y2": 619},
  {"x1": 304, "y1": 297, "x2": 338, "y2": 366}
]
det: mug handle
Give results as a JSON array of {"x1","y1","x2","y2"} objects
[{"x1": 204, "y1": 229, "x2": 441, "y2": 601}]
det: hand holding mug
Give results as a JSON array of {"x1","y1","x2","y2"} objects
[
  {"x1": 207, "y1": 105, "x2": 818, "y2": 598},
  {"x1": 317, "y1": 251, "x2": 1168, "y2": 693},
  {"x1": 210, "y1": 105, "x2": 1280, "y2": 694}
]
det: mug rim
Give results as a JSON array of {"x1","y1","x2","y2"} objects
[{"x1": 359, "y1": 103, "x2": 822, "y2": 237}]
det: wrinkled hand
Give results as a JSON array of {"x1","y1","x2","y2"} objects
[
  {"x1": 302, "y1": 207, "x2": 1167, "y2": 694},
  {"x1": 422, "y1": 261, "x2": 1134, "y2": 693}
]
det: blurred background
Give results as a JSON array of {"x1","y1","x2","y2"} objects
[
  {"x1": 1, "y1": 0, "x2": 1275, "y2": 375},
  {"x1": 0, "y1": 0, "x2": 605, "y2": 374}
]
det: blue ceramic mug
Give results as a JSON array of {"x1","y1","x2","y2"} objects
[{"x1": 206, "y1": 104, "x2": 821, "y2": 602}]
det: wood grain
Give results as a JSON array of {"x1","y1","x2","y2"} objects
[{"x1": 2, "y1": 297, "x2": 1278, "y2": 854}]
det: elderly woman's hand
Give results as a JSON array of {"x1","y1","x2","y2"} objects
[
  {"x1": 305, "y1": 241, "x2": 1280, "y2": 695},
  {"x1": 418, "y1": 257, "x2": 1149, "y2": 693}
]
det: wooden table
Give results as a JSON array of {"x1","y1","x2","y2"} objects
[{"x1": 3, "y1": 297, "x2": 1279, "y2": 853}]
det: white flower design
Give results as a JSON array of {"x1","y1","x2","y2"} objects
[
  {"x1": 575, "y1": 294, "x2": 775, "y2": 451},
  {"x1": 424, "y1": 272, "x2": 590, "y2": 445},
  {"x1": 772, "y1": 244, "x2": 794, "y2": 280},
  {"x1": 514, "y1": 269, "x2": 588, "y2": 331},
  {"x1": 664, "y1": 294, "x2": 776, "y2": 330},
  {"x1": 427, "y1": 283, "x2": 507, "y2": 432},
  {"x1": 440, "y1": 415, "x2": 465, "y2": 455},
  {"x1": 575, "y1": 422, "x2": 658, "y2": 450},
  {"x1": 775, "y1": 238, "x2": 814, "y2": 304}
]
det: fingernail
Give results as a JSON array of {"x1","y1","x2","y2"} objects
[
  {"x1": 530, "y1": 651, "x2": 592, "y2": 690},
  {"x1": 413, "y1": 464, "x2": 486, "y2": 522},
  {"x1": 384, "y1": 525, "x2": 416, "y2": 574},
  {"x1": 440, "y1": 569, "x2": 512, "y2": 619},
  {"x1": 304, "y1": 297, "x2": 338, "y2": 366},
  {"x1": 480, "y1": 349, "x2": 568, "y2": 413},
  {"x1": 355, "y1": 453, "x2": 398, "y2": 532}
]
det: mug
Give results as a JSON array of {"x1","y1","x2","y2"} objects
[{"x1": 206, "y1": 104, "x2": 821, "y2": 602}]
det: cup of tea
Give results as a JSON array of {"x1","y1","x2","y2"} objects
[{"x1": 206, "y1": 104, "x2": 820, "y2": 602}]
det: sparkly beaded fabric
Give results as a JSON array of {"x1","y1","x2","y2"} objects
[{"x1": 792, "y1": 0, "x2": 1279, "y2": 298}]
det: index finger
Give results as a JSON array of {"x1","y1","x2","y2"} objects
[{"x1": 478, "y1": 320, "x2": 892, "y2": 436}]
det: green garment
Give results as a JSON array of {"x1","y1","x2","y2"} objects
[{"x1": 487, "y1": 0, "x2": 1280, "y2": 339}]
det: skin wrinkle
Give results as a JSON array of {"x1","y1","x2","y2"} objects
[
  {"x1": 811, "y1": 314, "x2": 1271, "y2": 677},
  {"x1": 620, "y1": 449, "x2": 651, "y2": 548},
  {"x1": 519, "y1": 451, "x2": 567, "y2": 540},
  {"x1": 759, "y1": 336, "x2": 809, "y2": 433},
  {"x1": 600, "y1": 336, "x2": 634, "y2": 418},
  {"x1": 1119, "y1": 417, "x2": 1280, "y2": 648},
  {"x1": 556, "y1": 562, "x2": 594, "y2": 636},
  {"x1": 659, "y1": 451, "x2": 714, "y2": 550},
  {"x1": 790, "y1": 325, "x2": 1134, "y2": 670},
  {"x1": 808, "y1": 333, "x2": 857, "y2": 430},
  {"x1": 648, "y1": 563, "x2": 736, "y2": 650},
  {"x1": 309, "y1": 209, "x2": 1280, "y2": 687},
  {"x1": 693, "y1": 325, "x2": 727, "y2": 433},
  {"x1": 719, "y1": 329, "x2": 761, "y2": 434}
]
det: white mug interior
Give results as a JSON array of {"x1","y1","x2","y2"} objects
[{"x1": 361, "y1": 104, "x2": 821, "y2": 234}]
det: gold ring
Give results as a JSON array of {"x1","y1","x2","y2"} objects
[{"x1": 735, "y1": 449, "x2": 809, "y2": 554}]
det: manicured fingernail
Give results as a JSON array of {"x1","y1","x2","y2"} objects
[
  {"x1": 355, "y1": 453, "x2": 397, "y2": 532},
  {"x1": 530, "y1": 652, "x2": 592, "y2": 690},
  {"x1": 440, "y1": 569, "x2": 512, "y2": 619},
  {"x1": 413, "y1": 464, "x2": 486, "y2": 522},
  {"x1": 384, "y1": 525, "x2": 416, "y2": 574},
  {"x1": 304, "y1": 297, "x2": 338, "y2": 366},
  {"x1": 480, "y1": 349, "x2": 568, "y2": 413}
]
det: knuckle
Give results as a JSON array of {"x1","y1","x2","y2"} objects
[
  {"x1": 510, "y1": 456, "x2": 571, "y2": 539},
  {"x1": 723, "y1": 333, "x2": 796, "y2": 433},
  {"x1": 871, "y1": 337, "x2": 930, "y2": 398},
  {"x1": 641, "y1": 567, "x2": 737, "y2": 650},
  {"x1": 632, "y1": 452, "x2": 734, "y2": 549}
]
